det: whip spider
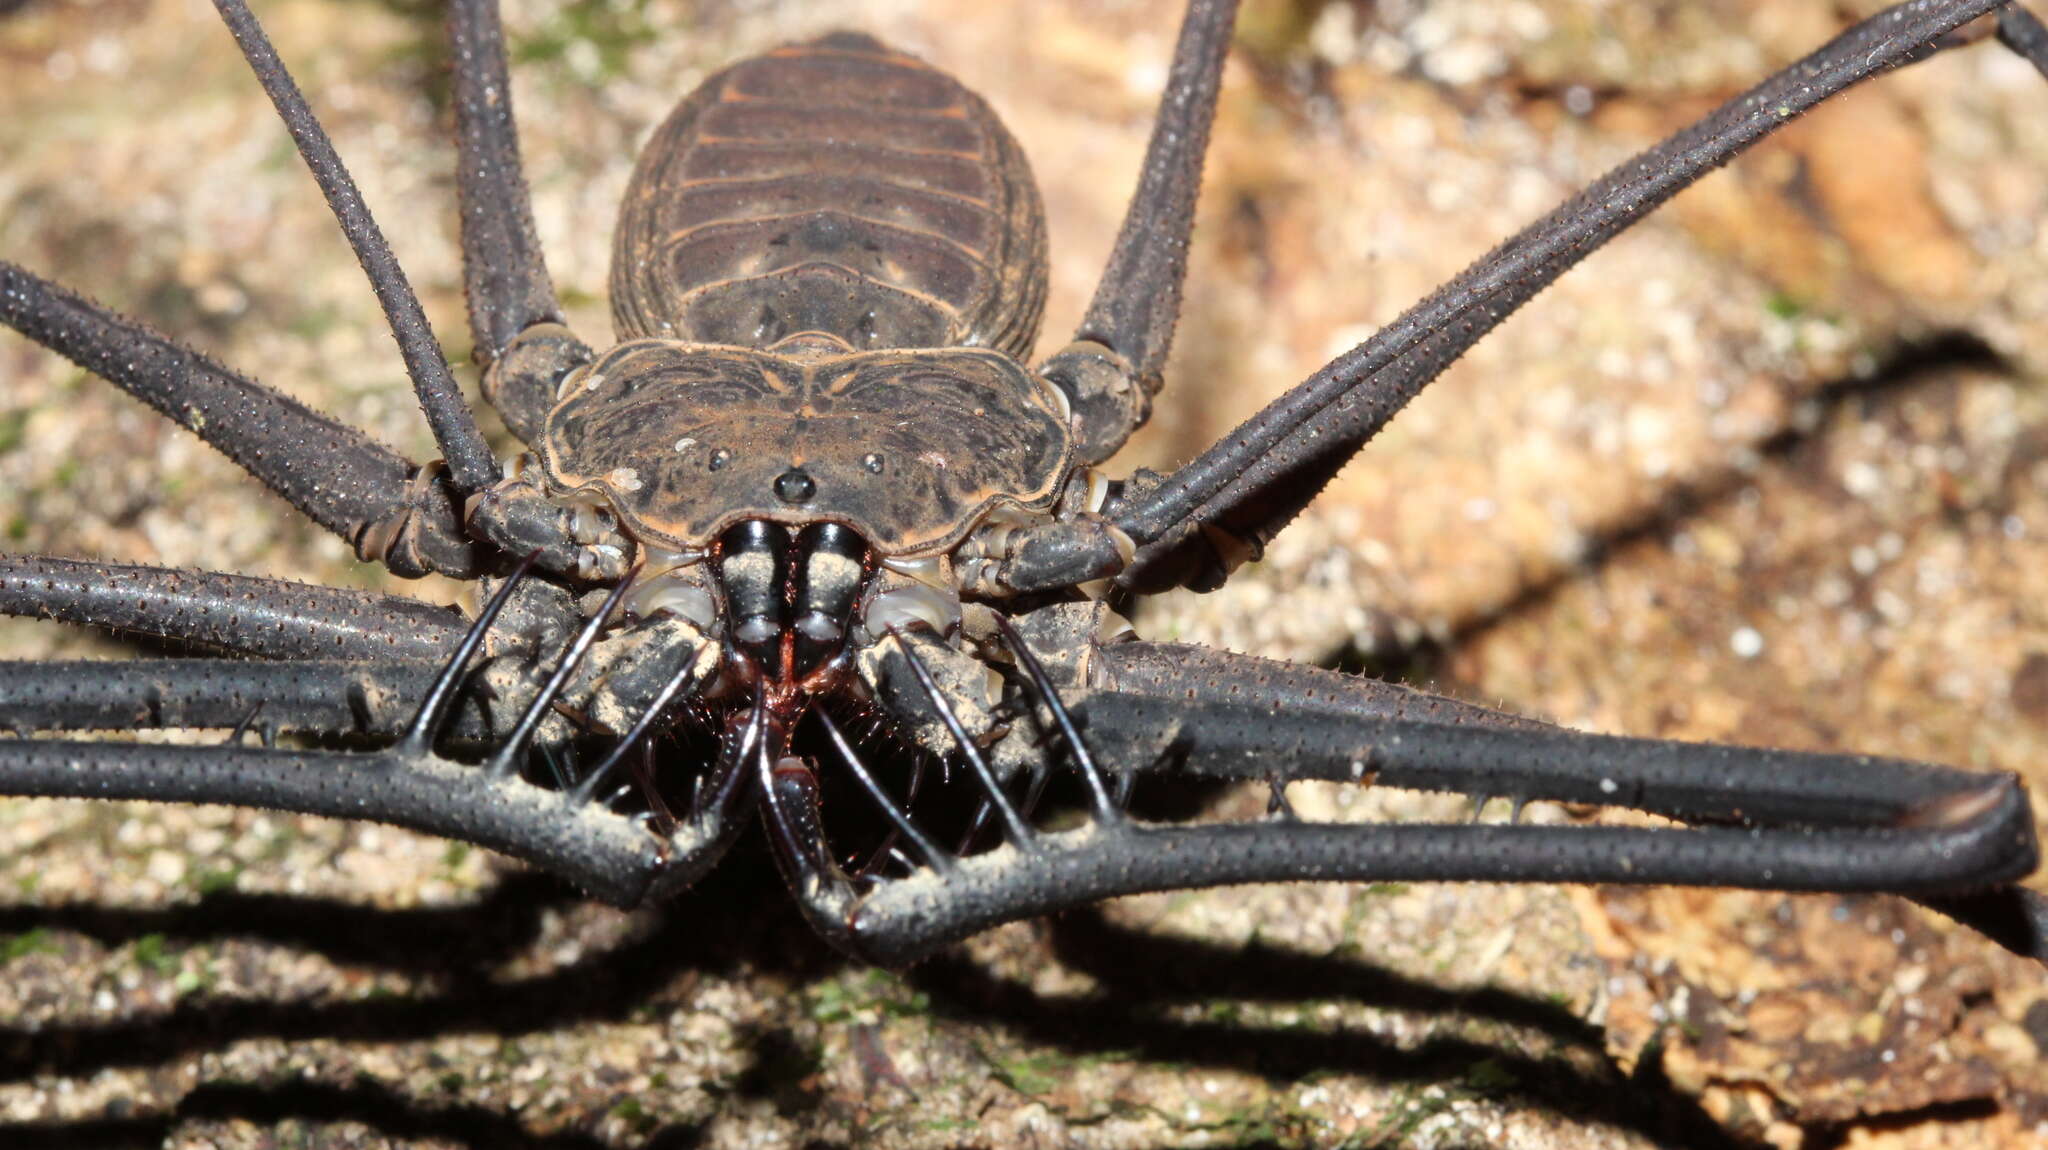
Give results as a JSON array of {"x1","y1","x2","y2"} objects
[{"x1": 1, "y1": 0, "x2": 2044, "y2": 1145}]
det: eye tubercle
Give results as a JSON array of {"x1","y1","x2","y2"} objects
[{"x1": 774, "y1": 469, "x2": 816, "y2": 504}]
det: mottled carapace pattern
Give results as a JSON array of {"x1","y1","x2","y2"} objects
[
  {"x1": 542, "y1": 341, "x2": 1070, "y2": 554},
  {"x1": 609, "y1": 31, "x2": 1048, "y2": 358}
]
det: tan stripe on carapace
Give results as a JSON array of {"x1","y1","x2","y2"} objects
[{"x1": 609, "y1": 32, "x2": 1047, "y2": 359}]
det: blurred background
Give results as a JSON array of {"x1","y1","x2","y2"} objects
[{"x1": 1, "y1": 0, "x2": 2045, "y2": 1145}]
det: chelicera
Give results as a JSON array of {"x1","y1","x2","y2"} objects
[{"x1": 3, "y1": 0, "x2": 2046, "y2": 996}]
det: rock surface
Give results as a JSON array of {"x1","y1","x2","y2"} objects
[{"x1": 1, "y1": 0, "x2": 2045, "y2": 1146}]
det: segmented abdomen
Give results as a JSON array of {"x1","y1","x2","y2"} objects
[{"x1": 609, "y1": 32, "x2": 1047, "y2": 359}]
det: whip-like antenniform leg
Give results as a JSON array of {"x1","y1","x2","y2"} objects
[
  {"x1": 992, "y1": 0, "x2": 2048, "y2": 594},
  {"x1": 1113, "y1": 0, "x2": 2048, "y2": 590},
  {"x1": 2, "y1": 0, "x2": 610, "y2": 581}
]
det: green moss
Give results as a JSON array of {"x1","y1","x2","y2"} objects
[
  {"x1": 1358, "y1": 1085, "x2": 1457, "y2": 1146},
  {"x1": 511, "y1": 0, "x2": 658, "y2": 83},
  {"x1": 0, "y1": 927, "x2": 57, "y2": 962},
  {"x1": 171, "y1": 948, "x2": 222, "y2": 995},
  {"x1": 132, "y1": 932, "x2": 181, "y2": 976},
  {"x1": 609, "y1": 1096, "x2": 657, "y2": 1134},
  {"x1": 1205, "y1": 999, "x2": 1245, "y2": 1026},
  {"x1": 986, "y1": 1050, "x2": 1063, "y2": 1097},
  {"x1": 557, "y1": 284, "x2": 603, "y2": 310},
  {"x1": 1462, "y1": 1057, "x2": 1517, "y2": 1093},
  {"x1": 0, "y1": 409, "x2": 27, "y2": 455},
  {"x1": 193, "y1": 865, "x2": 242, "y2": 895},
  {"x1": 360, "y1": 0, "x2": 455, "y2": 107},
  {"x1": 1234, "y1": 0, "x2": 1334, "y2": 64},
  {"x1": 805, "y1": 969, "x2": 930, "y2": 1025}
]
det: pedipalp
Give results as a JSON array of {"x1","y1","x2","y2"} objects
[{"x1": 830, "y1": 628, "x2": 2040, "y2": 966}]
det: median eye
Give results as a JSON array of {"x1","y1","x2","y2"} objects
[{"x1": 774, "y1": 469, "x2": 816, "y2": 503}]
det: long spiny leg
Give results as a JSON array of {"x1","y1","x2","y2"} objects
[
  {"x1": 1036, "y1": 0, "x2": 1237, "y2": 463},
  {"x1": 827, "y1": 633, "x2": 2035, "y2": 967},
  {"x1": 221, "y1": 0, "x2": 617, "y2": 586},
  {"x1": 1077, "y1": 673, "x2": 2007, "y2": 833},
  {"x1": 1113, "y1": 0, "x2": 2048, "y2": 590},
  {"x1": 2, "y1": 0, "x2": 607, "y2": 581},
  {"x1": 0, "y1": 543, "x2": 576, "y2": 739},
  {"x1": 986, "y1": 0, "x2": 2043, "y2": 594},
  {"x1": 445, "y1": 28, "x2": 629, "y2": 586},
  {"x1": 436, "y1": 0, "x2": 624, "y2": 582},
  {"x1": 1999, "y1": 4, "x2": 2048, "y2": 73},
  {"x1": 447, "y1": 0, "x2": 593, "y2": 444},
  {"x1": 0, "y1": 554, "x2": 468, "y2": 661},
  {"x1": 0, "y1": 264, "x2": 479, "y2": 578},
  {"x1": 210, "y1": 0, "x2": 499, "y2": 496}
]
